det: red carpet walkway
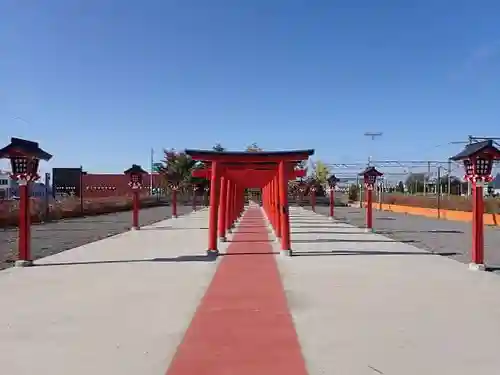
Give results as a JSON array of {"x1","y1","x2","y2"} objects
[{"x1": 165, "y1": 207, "x2": 308, "y2": 375}]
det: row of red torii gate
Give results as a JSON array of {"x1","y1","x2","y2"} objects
[{"x1": 187, "y1": 149, "x2": 314, "y2": 256}]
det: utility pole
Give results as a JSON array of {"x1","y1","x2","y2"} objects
[
  {"x1": 44, "y1": 172, "x2": 50, "y2": 220},
  {"x1": 437, "y1": 166, "x2": 441, "y2": 218},
  {"x1": 424, "y1": 161, "x2": 430, "y2": 196},
  {"x1": 364, "y1": 132, "x2": 383, "y2": 166},
  {"x1": 79, "y1": 166, "x2": 87, "y2": 214},
  {"x1": 447, "y1": 159, "x2": 452, "y2": 195},
  {"x1": 150, "y1": 148, "x2": 154, "y2": 196}
]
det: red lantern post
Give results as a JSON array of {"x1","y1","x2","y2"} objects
[
  {"x1": 124, "y1": 164, "x2": 146, "y2": 230},
  {"x1": 309, "y1": 185, "x2": 317, "y2": 212},
  {"x1": 327, "y1": 174, "x2": 339, "y2": 219},
  {"x1": 169, "y1": 184, "x2": 180, "y2": 218},
  {"x1": 359, "y1": 166, "x2": 383, "y2": 232},
  {"x1": 451, "y1": 140, "x2": 500, "y2": 270},
  {"x1": 0, "y1": 138, "x2": 52, "y2": 267}
]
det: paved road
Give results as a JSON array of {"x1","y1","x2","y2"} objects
[
  {"x1": 0, "y1": 205, "x2": 194, "y2": 270},
  {"x1": 306, "y1": 206, "x2": 500, "y2": 269}
]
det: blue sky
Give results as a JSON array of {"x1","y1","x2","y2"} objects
[{"x1": 1, "y1": 0, "x2": 500, "y2": 174}]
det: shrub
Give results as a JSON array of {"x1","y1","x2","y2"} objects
[
  {"x1": 348, "y1": 184, "x2": 359, "y2": 202},
  {"x1": 0, "y1": 195, "x2": 170, "y2": 228}
]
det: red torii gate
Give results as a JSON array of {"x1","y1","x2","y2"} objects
[{"x1": 185, "y1": 149, "x2": 314, "y2": 256}]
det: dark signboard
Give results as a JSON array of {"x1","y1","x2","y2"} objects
[{"x1": 52, "y1": 167, "x2": 82, "y2": 197}]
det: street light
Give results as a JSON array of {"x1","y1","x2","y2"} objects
[
  {"x1": 327, "y1": 174, "x2": 339, "y2": 219},
  {"x1": 359, "y1": 166, "x2": 383, "y2": 232},
  {"x1": 450, "y1": 140, "x2": 500, "y2": 271},
  {"x1": 0, "y1": 137, "x2": 52, "y2": 266},
  {"x1": 124, "y1": 164, "x2": 146, "y2": 230}
]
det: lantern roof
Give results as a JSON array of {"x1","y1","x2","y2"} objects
[
  {"x1": 450, "y1": 140, "x2": 500, "y2": 161},
  {"x1": 359, "y1": 166, "x2": 383, "y2": 176},
  {"x1": 0, "y1": 137, "x2": 52, "y2": 160},
  {"x1": 124, "y1": 164, "x2": 147, "y2": 175}
]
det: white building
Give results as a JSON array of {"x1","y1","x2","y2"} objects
[
  {"x1": 0, "y1": 170, "x2": 15, "y2": 199},
  {"x1": 0, "y1": 170, "x2": 52, "y2": 199}
]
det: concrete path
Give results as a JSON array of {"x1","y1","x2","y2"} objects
[
  {"x1": 278, "y1": 206, "x2": 500, "y2": 374},
  {"x1": 0, "y1": 208, "x2": 223, "y2": 375},
  {"x1": 1, "y1": 205, "x2": 194, "y2": 270},
  {"x1": 310, "y1": 205, "x2": 500, "y2": 269},
  {"x1": 3, "y1": 205, "x2": 500, "y2": 374}
]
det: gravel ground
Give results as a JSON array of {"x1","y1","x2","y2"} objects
[
  {"x1": 303, "y1": 205, "x2": 500, "y2": 270},
  {"x1": 0, "y1": 205, "x2": 194, "y2": 270}
]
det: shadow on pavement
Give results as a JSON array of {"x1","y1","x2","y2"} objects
[
  {"x1": 141, "y1": 226, "x2": 209, "y2": 230},
  {"x1": 291, "y1": 225, "x2": 348, "y2": 229},
  {"x1": 227, "y1": 239, "x2": 274, "y2": 243},
  {"x1": 292, "y1": 230, "x2": 372, "y2": 235},
  {"x1": 292, "y1": 250, "x2": 459, "y2": 256},
  {"x1": 34, "y1": 228, "x2": 125, "y2": 232},
  {"x1": 33, "y1": 254, "x2": 217, "y2": 266},
  {"x1": 220, "y1": 251, "x2": 279, "y2": 256},
  {"x1": 292, "y1": 238, "x2": 418, "y2": 243},
  {"x1": 376, "y1": 229, "x2": 464, "y2": 234},
  {"x1": 233, "y1": 230, "x2": 271, "y2": 234}
]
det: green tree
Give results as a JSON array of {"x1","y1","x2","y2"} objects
[
  {"x1": 246, "y1": 142, "x2": 263, "y2": 152},
  {"x1": 405, "y1": 173, "x2": 426, "y2": 194},
  {"x1": 312, "y1": 160, "x2": 330, "y2": 184},
  {"x1": 348, "y1": 184, "x2": 359, "y2": 201},
  {"x1": 158, "y1": 149, "x2": 198, "y2": 191},
  {"x1": 212, "y1": 143, "x2": 225, "y2": 152},
  {"x1": 397, "y1": 181, "x2": 405, "y2": 193}
]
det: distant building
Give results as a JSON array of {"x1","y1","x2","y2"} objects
[
  {"x1": 82, "y1": 173, "x2": 162, "y2": 198},
  {"x1": 52, "y1": 168, "x2": 163, "y2": 198},
  {"x1": 491, "y1": 173, "x2": 500, "y2": 196},
  {"x1": 0, "y1": 170, "x2": 52, "y2": 199},
  {"x1": 0, "y1": 170, "x2": 12, "y2": 199}
]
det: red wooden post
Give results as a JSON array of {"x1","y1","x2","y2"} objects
[
  {"x1": 329, "y1": 188, "x2": 334, "y2": 218},
  {"x1": 208, "y1": 161, "x2": 221, "y2": 254},
  {"x1": 271, "y1": 180, "x2": 276, "y2": 231},
  {"x1": 472, "y1": 182, "x2": 485, "y2": 265},
  {"x1": 192, "y1": 187, "x2": 197, "y2": 211},
  {"x1": 366, "y1": 186, "x2": 373, "y2": 231},
  {"x1": 132, "y1": 190, "x2": 140, "y2": 230},
  {"x1": 230, "y1": 182, "x2": 235, "y2": 226},
  {"x1": 263, "y1": 185, "x2": 268, "y2": 214},
  {"x1": 218, "y1": 176, "x2": 228, "y2": 241},
  {"x1": 279, "y1": 161, "x2": 291, "y2": 255},
  {"x1": 171, "y1": 189, "x2": 178, "y2": 218},
  {"x1": 239, "y1": 186, "x2": 244, "y2": 214},
  {"x1": 226, "y1": 179, "x2": 232, "y2": 231},
  {"x1": 18, "y1": 182, "x2": 30, "y2": 262},
  {"x1": 275, "y1": 175, "x2": 281, "y2": 238},
  {"x1": 233, "y1": 183, "x2": 237, "y2": 222}
]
